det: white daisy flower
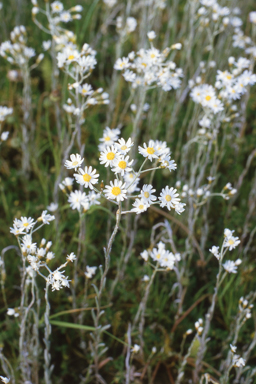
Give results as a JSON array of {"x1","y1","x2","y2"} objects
[
  {"x1": 15, "y1": 217, "x2": 35, "y2": 232},
  {"x1": 174, "y1": 202, "x2": 186, "y2": 215},
  {"x1": 39, "y1": 210, "x2": 55, "y2": 224},
  {"x1": 46, "y1": 252, "x2": 55, "y2": 261},
  {"x1": 209, "y1": 245, "x2": 220, "y2": 260},
  {"x1": 159, "y1": 251, "x2": 175, "y2": 269},
  {"x1": 85, "y1": 266, "x2": 97, "y2": 279},
  {"x1": 114, "y1": 138, "x2": 134, "y2": 155},
  {"x1": 74, "y1": 166, "x2": 99, "y2": 189},
  {"x1": 67, "y1": 252, "x2": 76, "y2": 262},
  {"x1": 138, "y1": 140, "x2": 160, "y2": 161},
  {"x1": 68, "y1": 190, "x2": 88, "y2": 211},
  {"x1": 160, "y1": 155, "x2": 177, "y2": 171},
  {"x1": 42, "y1": 40, "x2": 51, "y2": 51},
  {"x1": 21, "y1": 234, "x2": 37, "y2": 254},
  {"x1": 47, "y1": 202, "x2": 58, "y2": 212},
  {"x1": 99, "y1": 145, "x2": 120, "y2": 167},
  {"x1": 139, "y1": 184, "x2": 156, "y2": 204},
  {"x1": 230, "y1": 344, "x2": 237, "y2": 353},
  {"x1": 51, "y1": 1, "x2": 64, "y2": 13},
  {"x1": 140, "y1": 250, "x2": 149, "y2": 261},
  {"x1": 154, "y1": 140, "x2": 170, "y2": 156},
  {"x1": 234, "y1": 357, "x2": 245, "y2": 368},
  {"x1": 159, "y1": 187, "x2": 180, "y2": 210},
  {"x1": 111, "y1": 155, "x2": 134, "y2": 176},
  {"x1": 62, "y1": 177, "x2": 74, "y2": 188},
  {"x1": 223, "y1": 260, "x2": 238, "y2": 274},
  {"x1": 131, "y1": 198, "x2": 150, "y2": 214},
  {"x1": 60, "y1": 11, "x2": 72, "y2": 22},
  {"x1": 131, "y1": 344, "x2": 140, "y2": 353},
  {"x1": 114, "y1": 57, "x2": 130, "y2": 70},
  {"x1": 104, "y1": 179, "x2": 127, "y2": 202},
  {"x1": 10, "y1": 224, "x2": 26, "y2": 236},
  {"x1": 79, "y1": 83, "x2": 93, "y2": 96},
  {"x1": 147, "y1": 30, "x2": 156, "y2": 40},
  {"x1": 98, "y1": 127, "x2": 120, "y2": 151},
  {"x1": 150, "y1": 243, "x2": 166, "y2": 262},
  {"x1": 65, "y1": 154, "x2": 84, "y2": 171},
  {"x1": 223, "y1": 233, "x2": 240, "y2": 250}
]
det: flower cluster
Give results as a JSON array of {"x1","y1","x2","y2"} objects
[
  {"x1": 0, "y1": 26, "x2": 41, "y2": 66},
  {"x1": 195, "y1": 318, "x2": 204, "y2": 335},
  {"x1": 230, "y1": 344, "x2": 246, "y2": 368},
  {"x1": 85, "y1": 266, "x2": 97, "y2": 279},
  {"x1": 0, "y1": 105, "x2": 12, "y2": 144},
  {"x1": 114, "y1": 33, "x2": 183, "y2": 91},
  {"x1": 238, "y1": 297, "x2": 253, "y2": 321},
  {"x1": 58, "y1": 42, "x2": 109, "y2": 120},
  {"x1": 10, "y1": 213, "x2": 75, "y2": 291},
  {"x1": 7, "y1": 308, "x2": 20, "y2": 317},
  {"x1": 209, "y1": 228, "x2": 241, "y2": 273},
  {"x1": 223, "y1": 228, "x2": 240, "y2": 251},
  {"x1": 32, "y1": 0, "x2": 83, "y2": 28},
  {"x1": 190, "y1": 58, "x2": 256, "y2": 117},
  {"x1": 64, "y1": 128, "x2": 185, "y2": 216},
  {"x1": 116, "y1": 16, "x2": 137, "y2": 35},
  {"x1": 197, "y1": 0, "x2": 242, "y2": 29},
  {"x1": 57, "y1": 42, "x2": 96, "y2": 70},
  {"x1": 140, "y1": 241, "x2": 180, "y2": 270},
  {"x1": 175, "y1": 180, "x2": 237, "y2": 206}
]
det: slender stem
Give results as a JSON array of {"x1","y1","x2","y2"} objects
[{"x1": 44, "y1": 281, "x2": 52, "y2": 384}]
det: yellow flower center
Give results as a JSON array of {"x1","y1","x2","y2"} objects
[
  {"x1": 68, "y1": 55, "x2": 75, "y2": 61},
  {"x1": 147, "y1": 147, "x2": 155, "y2": 155},
  {"x1": 150, "y1": 53, "x2": 156, "y2": 59},
  {"x1": 106, "y1": 152, "x2": 115, "y2": 160},
  {"x1": 142, "y1": 62, "x2": 147, "y2": 67},
  {"x1": 72, "y1": 161, "x2": 78, "y2": 166},
  {"x1": 138, "y1": 204, "x2": 144, "y2": 210},
  {"x1": 83, "y1": 174, "x2": 92, "y2": 182},
  {"x1": 104, "y1": 136, "x2": 111, "y2": 141},
  {"x1": 23, "y1": 222, "x2": 29, "y2": 227},
  {"x1": 121, "y1": 145, "x2": 127, "y2": 150},
  {"x1": 112, "y1": 187, "x2": 121, "y2": 196},
  {"x1": 205, "y1": 95, "x2": 211, "y2": 101},
  {"x1": 144, "y1": 192, "x2": 149, "y2": 198},
  {"x1": 165, "y1": 195, "x2": 172, "y2": 202},
  {"x1": 226, "y1": 75, "x2": 232, "y2": 80},
  {"x1": 156, "y1": 253, "x2": 161, "y2": 259},
  {"x1": 118, "y1": 161, "x2": 127, "y2": 169},
  {"x1": 228, "y1": 239, "x2": 234, "y2": 245}
]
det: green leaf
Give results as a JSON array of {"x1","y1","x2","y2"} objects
[
  {"x1": 50, "y1": 320, "x2": 128, "y2": 346},
  {"x1": 50, "y1": 320, "x2": 95, "y2": 331}
]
